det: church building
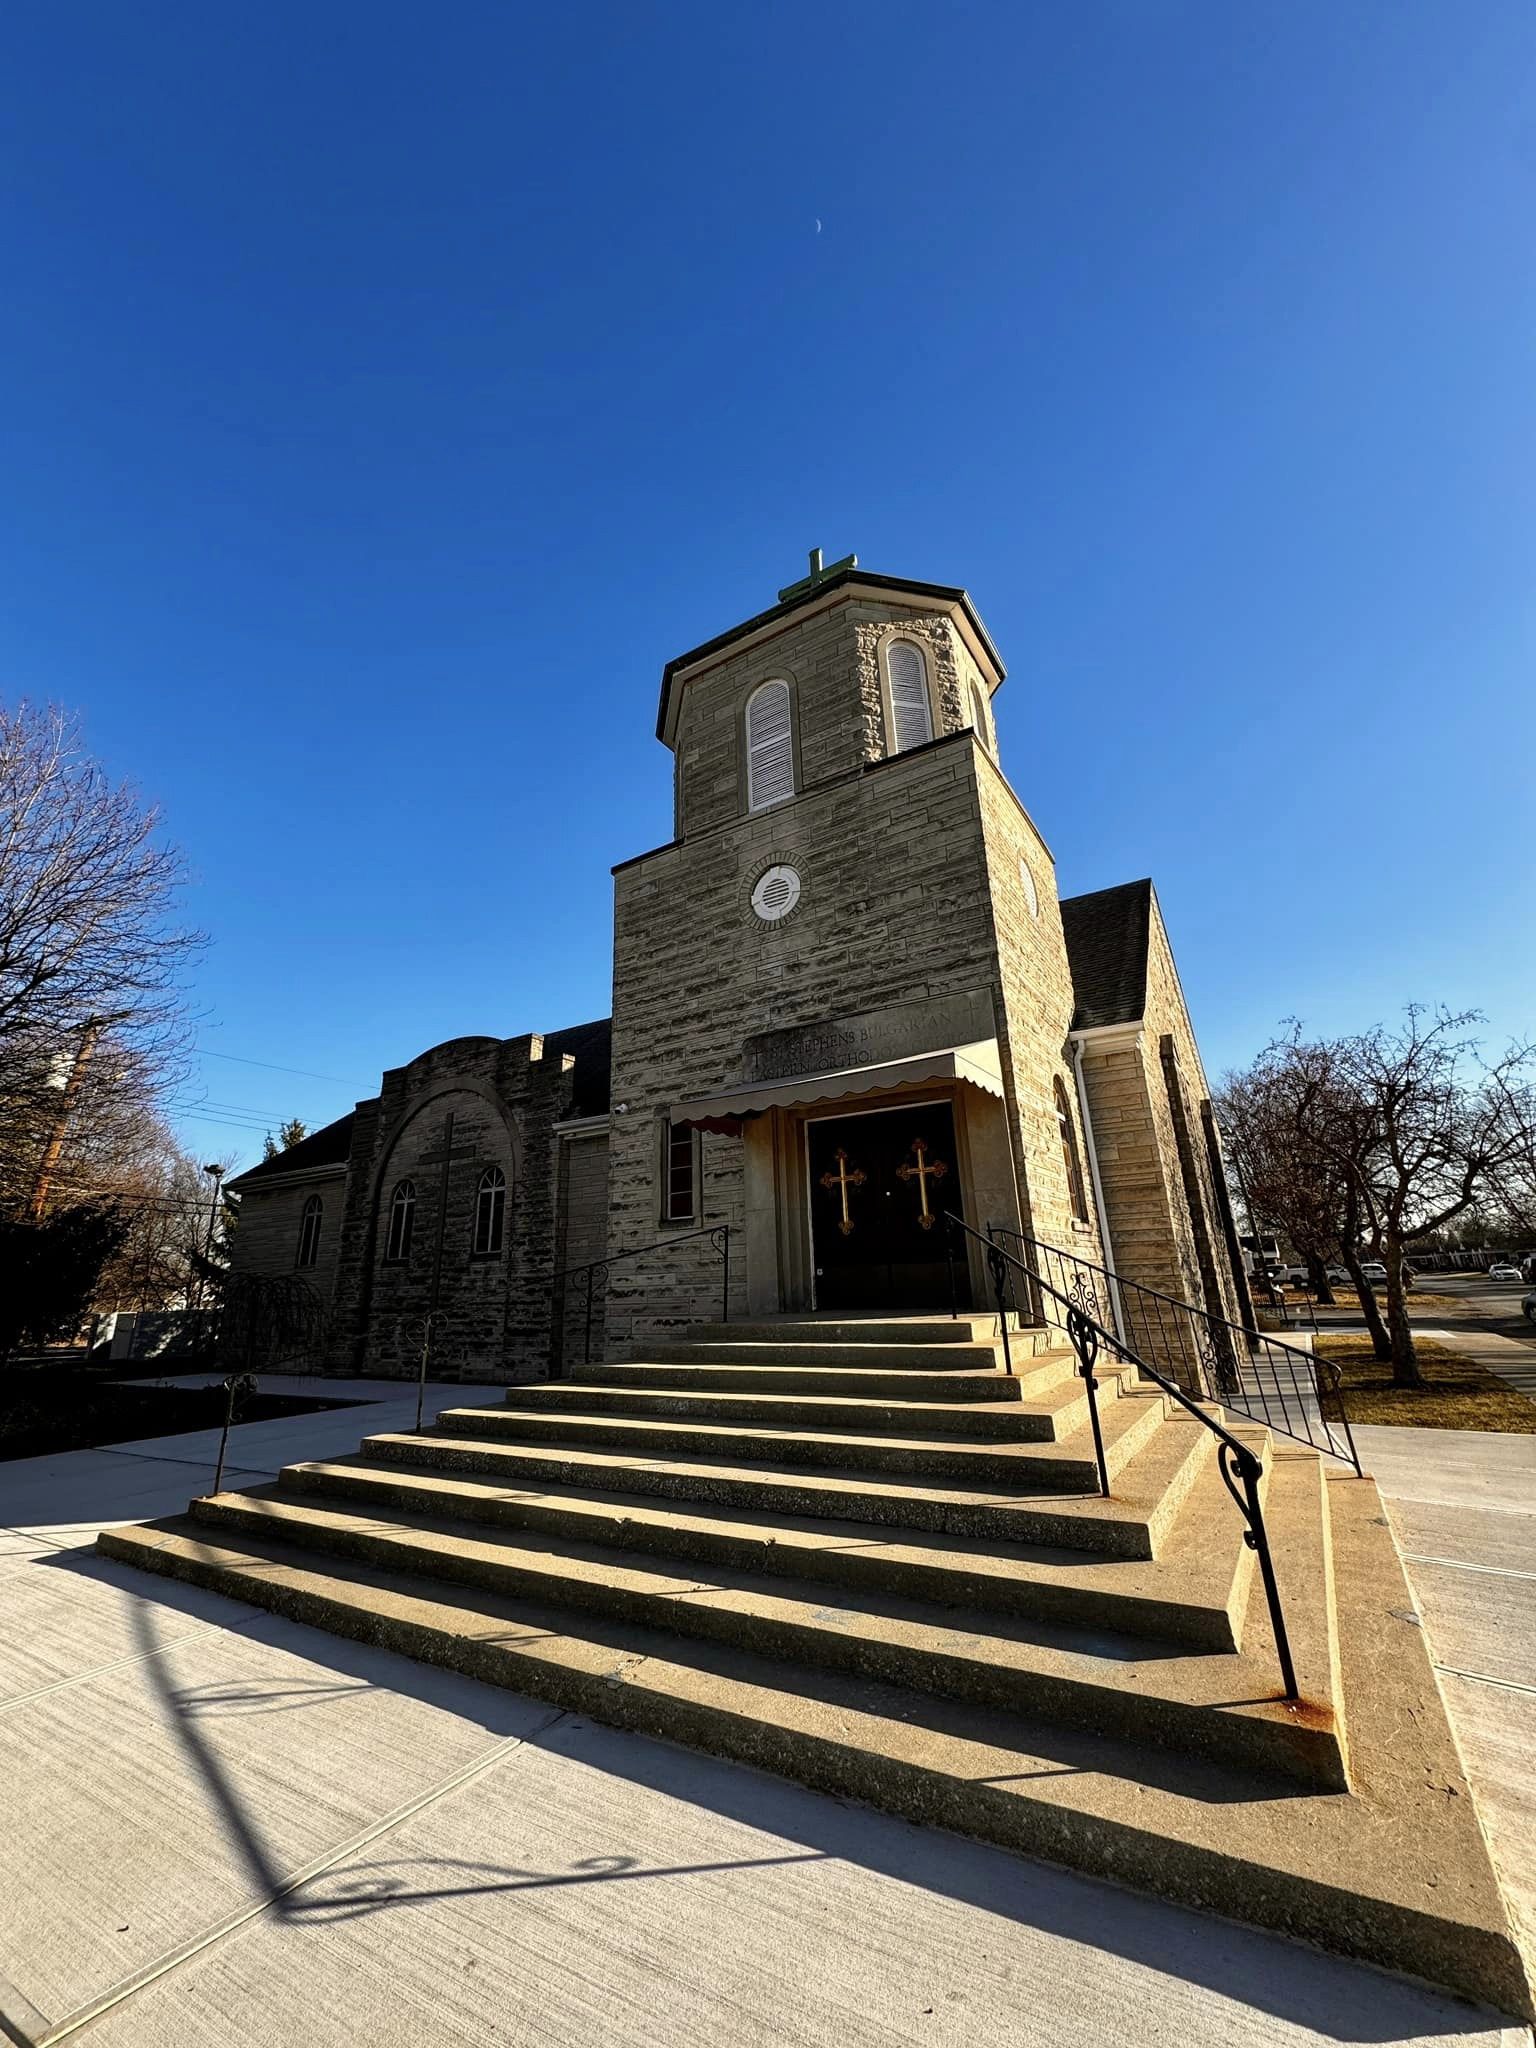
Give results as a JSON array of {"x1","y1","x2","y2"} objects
[{"x1": 228, "y1": 553, "x2": 1249, "y2": 1379}]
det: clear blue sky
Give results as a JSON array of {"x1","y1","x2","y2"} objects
[{"x1": 3, "y1": 2, "x2": 1532, "y2": 1169}]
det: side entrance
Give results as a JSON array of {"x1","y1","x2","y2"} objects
[{"x1": 806, "y1": 1103, "x2": 965, "y2": 1311}]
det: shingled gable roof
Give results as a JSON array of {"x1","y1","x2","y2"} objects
[
  {"x1": 655, "y1": 568, "x2": 1005, "y2": 743},
  {"x1": 1059, "y1": 879, "x2": 1154, "y2": 1031},
  {"x1": 227, "y1": 1111, "x2": 356, "y2": 1190}
]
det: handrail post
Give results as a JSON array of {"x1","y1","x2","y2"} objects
[
  {"x1": 985, "y1": 1224, "x2": 1013, "y2": 1377},
  {"x1": 1231, "y1": 1446, "x2": 1299, "y2": 1702},
  {"x1": 584, "y1": 1265, "x2": 598, "y2": 1367},
  {"x1": 721, "y1": 1225, "x2": 730, "y2": 1324},
  {"x1": 1065, "y1": 1308, "x2": 1111, "y2": 1498}
]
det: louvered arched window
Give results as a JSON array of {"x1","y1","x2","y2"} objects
[
  {"x1": 886, "y1": 641, "x2": 934, "y2": 755},
  {"x1": 745, "y1": 680, "x2": 794, "y2": 811},
  {"x1": 296, "y1": 1194, "x2": 322, "y2": 1269},
  {"x1": 385, "y1": 1179, "x2": 416, "y2": 1263},
  {"x1": 473, "y1": 1165, "x2": 506, "y2": 1256}
]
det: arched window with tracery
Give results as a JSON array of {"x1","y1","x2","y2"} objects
[
  {"x1": 886, "y1": 640, "x2": 934, "y2": 755},
  {"x1": 1054, "y1": 1078, "x2": 1089, "y2": 1225},
  {"x1": 296, "y1": 1193, "x2": 323, "y2": 1269},
  {"x1": 473, "y1": 1165, "x2": 506, "y2": 1255},
  {"x1": 745, "y1": 679, "x2": 795, "y2": 811},
  {"x1": 385, "y1": 1179, "x2": 416, "y2": 1263}
]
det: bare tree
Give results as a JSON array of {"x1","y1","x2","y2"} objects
[
  {"x1": 0, "y1": 700, "x2": 201, "y2": 1212},
  {"x1": 1339, "y1": 1010, "x2": 1535, "y2": 1386},
  {"x1": 1216, "y1": 1030, "x2": 1392, "y2": 1352},
  {"x1": 1224, "y1": 1012, "x2": 1536, "y2": 1389}
]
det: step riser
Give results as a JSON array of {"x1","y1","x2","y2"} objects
[
  {"x1": 500, "y1": 1384, "x2": 1113, "y2": 1442},
  {"x1": 669, "y1": 1317, "x2": 1035, "y2": 1348},
  {"x1": 428, "y1": 1406, "x2": 1148, "y2": 1486},
  {"x1": 280, "y1": 1462, "x2": 1235, "y2": 1644},
  {"x1": 189, "y1": 1492, "x2": 1333, "y2": 1786},
  {"x1": 583, "y1": 1361, "x2": 1071, "y2": 1401},
  {"x1": 97, "y1": 1526, "x2": 1515, "y2": 2017},
  {"x1": 360, "y1": 1435, "x2": 1162, "y2": 1555},
  {"x1": 630, "y1": 1341, "x2": 1016, "y2": 1370}
]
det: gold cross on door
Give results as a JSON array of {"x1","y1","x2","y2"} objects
[
  {"x1": 895, "y1": 1136, "x2": 948, "y2": 1230},
  {"x1": 818, "y1": 1146, "x2": 866, "y2": 1236}
]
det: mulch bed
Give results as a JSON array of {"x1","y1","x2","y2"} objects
[{"x1": 0, "y1": 1371, "x2": 362, "y2": 1462}]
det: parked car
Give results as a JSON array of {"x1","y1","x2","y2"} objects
[
  {"x1": 1359, "y1": 1261, "x2": 1389, "y2": 1284},
  {"x1": 1523, "y1": 1288, "x2": 1536, "y2": 1326},
  {"x1": 1487, "y1": 1263, "x2": 1524, "y2": 1282},
  {"x1": 1325, "y1": 1266, "x2": 1349, "y2": 1285},
  {"x1": 1284, "y1": 1266, "x2": 1310, "y2": 1286}
]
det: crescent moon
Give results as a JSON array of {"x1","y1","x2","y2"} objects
[{"x1": 815, "y1": 218, "x2": 822, "y2": 234}]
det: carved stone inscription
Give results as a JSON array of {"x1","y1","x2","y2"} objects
[{"x1": 743, "y1": 989, "x2": 994, "y2": 1084}]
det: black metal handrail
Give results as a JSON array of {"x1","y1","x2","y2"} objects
[
  {"x1": 557, "y1": 1223, "x2": 731, "y2": 1369},
  {"x1": 944, "y1": 1212, "x2": 1300, "y2": 1701},
  {"x1": 991, "y1": 1225, "x2": 1360, "y2": 1475}
]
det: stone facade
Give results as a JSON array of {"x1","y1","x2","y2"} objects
[{"x1": 226, "y1": 560, "x2": 1230, "y2": 1386}]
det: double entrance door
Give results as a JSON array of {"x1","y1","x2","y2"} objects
[{"x1": 807, "y1": 1102, "x2": 965, "y2": 1312}]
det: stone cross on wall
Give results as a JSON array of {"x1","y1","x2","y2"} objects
[{"x1": 416, "y1": 1111, "x2": 480, "y2": 1311}]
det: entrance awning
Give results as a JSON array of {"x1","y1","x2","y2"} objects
[{"x1": 671, "y1": 1040, "x2": 1005, "y2": 1134}]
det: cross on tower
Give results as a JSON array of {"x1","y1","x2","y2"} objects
[{"x1": 778, "y1": 546, "x2": 858, "y2": 605}]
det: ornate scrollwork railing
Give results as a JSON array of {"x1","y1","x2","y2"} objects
[
  {"x1": 558, "y1": 1223, "x2": 732, "y2": 1371},
  {"x1": 988, "y1": 1224, "x2": 1359, "y2": 1473},
  {"x1": 943, "y1": 1212, "x2": 1300, "y2": 1702}
]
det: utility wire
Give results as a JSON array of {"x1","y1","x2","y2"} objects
[{"x1": 194, "y1": 1047, "x2": 351, "y2": 1084}]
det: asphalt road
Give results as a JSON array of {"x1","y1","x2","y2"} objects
[{"x1": 1407, "y1": 1270, "x2": 1536, "y2": 1339}]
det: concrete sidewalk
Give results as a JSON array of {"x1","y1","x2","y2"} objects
[
  {"x1": 1, "y1": 1391, "x2": 1532, "y2": 2046},
  {"x1": 1409, "y1": 1328, "x2": 1536, "y2": 1403}
]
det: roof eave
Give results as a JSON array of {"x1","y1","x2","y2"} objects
[{"x1": 655, "y1": 570, "x2": 1006, "y2": 746}]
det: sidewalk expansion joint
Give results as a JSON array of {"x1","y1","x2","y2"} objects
[
  {"x1": 1434, "y1": 1664, "x2": 1536, "y2": 1699},
  {"x1": 29, "y1": 1705, "x2": 574, "y2": 2047},
  {"x1": 1403, "y1": 1553, "x2": 1536, "y2": 1585}
]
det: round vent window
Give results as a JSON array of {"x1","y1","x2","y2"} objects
[
  {"x1": 1019, "y1": 857, "x2": 1039, "y2": 919},
  {"x1": 751, "y1": 864, "x2": 802, "y2": 923}
]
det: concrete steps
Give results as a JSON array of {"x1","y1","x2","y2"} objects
[
  {"x1": 101, "y1": 1476, "x2": 1533, "y2": 2018},
  {"x1": 358, "y1": 1412, "x2": 1213, "y2": 1554},
  {"x1": 428, "y1": 1378, "x2": 1160, "y2": 1487},
  {"x1": 584, "y1": 1354, "x2": 1071, "y2": 1401},
  {"x1": 94, "y1": 1310, "x2": 1535, "y2": 2018},
  {"x1": 502, "y1": 1367, "x2": 1119, "y2": 1439},
  {"x1": 274, "y1": 1445, "x2": 1252, "y2": 1645}
]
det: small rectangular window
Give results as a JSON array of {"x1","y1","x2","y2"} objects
[{"x1": 664, "y1": 1122, "x2": 696, "y2": 1222}]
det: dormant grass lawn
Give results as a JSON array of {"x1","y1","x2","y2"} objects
[{"x1": 1312, "y1": 1335, "x2": 1536, "y2": 1433}]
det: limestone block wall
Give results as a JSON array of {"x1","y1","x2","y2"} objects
[
  {"x1": 973, "y1": 750, "x2": 1107, "y2": 1271},
  {"x1": 1075, "y1": 895, "x2": 1238, "y2": 1385},
  {"x1": 671, "y1": 597, "x2": 984, "y2": 840},
  {"x1": 230, "y1": 1170, "x2": 346, "y2": 1309},
  {"x1": 324, "y1": 1034, "x2": 574, "y2": 1383},
  {"x1": 553, "y1": 1127, "x2": 611, "y2": 1370},
  {"x1": 608, "y1": 731, "x2": 1019, "y2": 1349}
]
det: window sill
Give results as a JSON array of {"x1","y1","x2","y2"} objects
[
  {"x1": 469, "y1": 1249, "x2": 504, "y2": 1262},
  {"x1": 1070, "y1": 1218, "x2": 1094, "y2": 1235}
]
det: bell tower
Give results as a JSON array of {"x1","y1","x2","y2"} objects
[
  {"x1": 607, "y1": 553, "x2": 1096, "y2": 1343},
  {"x1": 655, "y1": 549, "x2": 1005, "y2": 842}
]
